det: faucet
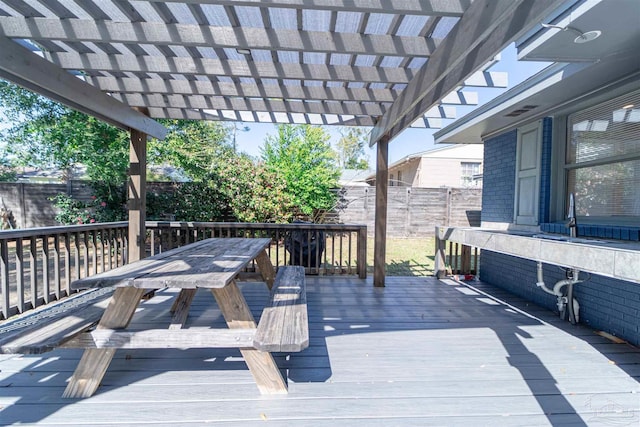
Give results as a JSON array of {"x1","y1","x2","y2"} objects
[{"x1": 567, "y1": 192, "x2": 577, "y2": 238}]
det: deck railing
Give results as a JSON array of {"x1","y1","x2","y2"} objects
[
  {"x1": 1, "y1": 221, "x2": 366, "y2": 319},
  {"x1": 146, "y1": 221, "x2": 367, "y2": 278},
  {"x1": 434, "y1": 226, "x2": 480, "y2": 279},
  {"x1": 0, "y1": 222, "x2": 129, "y2": 319}
]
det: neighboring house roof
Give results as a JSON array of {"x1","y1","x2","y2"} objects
[
  {"x1": 339, "y1": 169, "x2": 372, "y2": 187},
  {"x1": 435, "y1": 0, "x2": 640, "y2": 144}
]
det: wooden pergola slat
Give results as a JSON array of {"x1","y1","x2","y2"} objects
[
  {"x1": 0, "y1": 16, "x2": 440, "y2": 57},
  {"x1": 45, "y1": 52, "x2": 416, "y2": 84},
  {"x1": 88, "y1": 76, "x2": 401, "y2": 103},
  {"x1": 0, "y1": 35, "x2": 166, "y2": 139},
  {"x1": 145, "y1": 0, "x2": 470, "y2": 16}
]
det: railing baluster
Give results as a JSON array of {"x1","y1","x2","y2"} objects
[
  {"x1": 338, "y1": 233, "x2": 344, "y2": 274},
  {"x1": 53, "y1": 234, "x2": 61, "y2": 299},
  {"x1": 0, "y1": 240, "x2": 9, "y2": 319},
  {"x1": 99, "y1": 230, "x2": 106, "y2": 273},
  {"x1": 41, "y1": 235, "x2": 50, "y2": 303},
  {"x1": 73, "y1": 232, "x2": 81, "y2": 281},
  {"x1": 91, "y1": 231, "x2": 98, "y2": 276},
  {"x1": 348, "y1": 232, "x2": 353, "y2": 275},
  {"x1": 29, "y1": 236, "x2": 38, "y2": 309},
  {"x1": 331, "y1": 232, "x2": 336, "y2": 275},
  {"x1": 64, "y1": 233, "x2": 71, "y2": 295},
  {"x1": 15, "y1": 239, "x2": 24, "y2": 313},
  {"x1": 107, "y1": 229, "x2": 113, "y2": 270}
]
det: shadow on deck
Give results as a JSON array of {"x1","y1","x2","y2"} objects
[{"x1": 1, "y1": 276, "x2": 639, "y2": 426}]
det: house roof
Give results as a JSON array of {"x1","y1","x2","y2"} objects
[
  {"x1": 0, "y1": 0, "x2": 569, "y2": 143},
  {"x1": 339, "y1": 168, "x2": 372, "y2": 186},
  {"x1": 434, "y1": 0, "x2": 640, "y2": 144}
]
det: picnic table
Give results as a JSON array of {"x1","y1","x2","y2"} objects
[{"x1": 52, "y1": 237, "x2": 307, "y2": 398}]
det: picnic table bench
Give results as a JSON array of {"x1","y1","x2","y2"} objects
[{"x1": 0, "y1": 237, "x2": 308, "y2": 398}]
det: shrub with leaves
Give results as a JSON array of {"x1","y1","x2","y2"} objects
[{"x1": 262, "y1": 124, "x2": 340, "y2": 219}]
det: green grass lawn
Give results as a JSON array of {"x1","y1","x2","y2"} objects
[{"x1": 366, "y1": 237, "x2": 436, "y2": 276}]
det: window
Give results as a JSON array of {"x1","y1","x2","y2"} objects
[
  {"x1": 461, "y1": 162, "x2": 481, "y2": 187},
  {"x1": 389, "y1": 173, "x2": 394, "y2": 186},
  {"x1": 397, "y1": 170, "x2": 403, "y2": 186},
  {"x1": 565, "y1": 89, "x2": 640, "y2": 223}
]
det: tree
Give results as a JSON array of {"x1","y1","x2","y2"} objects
[
  {"x1": 336, "y1": 127, "x2": 370, "y2": 170},
  {"x1": 212, "y1": 153, "x2": 295, "y2": 223},
  {"x1": 0, "y1": 157, "x2": 17, "y2": 182},
  {"x1": 262, "y1": 124, "x2": 340, "y2": 219},
  {"x1": 148, "y1": 119, "x2": 232, "y2": 181},
  {"x1": 0, "y1": 80, "x2": 129, "y2": 183},
  {"x1": 1, "y1": 80, "x2": 130, "y2": 223}
]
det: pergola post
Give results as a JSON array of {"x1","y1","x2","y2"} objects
[
  {"x1": 373, "y1": 136, "x2": 390, "y2": 287},
  {"x1": 128, "y1": 112, "x2": 148, "y2": 263}
]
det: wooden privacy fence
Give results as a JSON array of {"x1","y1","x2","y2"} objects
[{"x1": 0, "y1": 221, "x2": 367, "y2": 320}]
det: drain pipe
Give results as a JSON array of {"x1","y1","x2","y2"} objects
[
  {"x1": 536, "y1": 262, "x2": 556, "y2": 295},
  {"x1": 535, "y1": 262, "x2": 581, "y2": 324}
]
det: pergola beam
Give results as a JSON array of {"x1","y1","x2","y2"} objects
[
  {"x1": 0, "y1": 36, "x2": 167, "y2": 140},
  {"x1": 370, "y1": 0, "x2": 567, "y2": 145},
  {"x1": 146, "y1": 0, "x2": 470, "y2": 16},
  {"x1": 0, "y1": 16, "x2": 438, "y2": 58},
  {"x1": 146, "y1": 107, "x2": 376, "y2": 126},
  {"x1": 88, "y1": 76, "x2": 401, "y2": 103},
  {"x1": 46, "y1": 51, "x2": 415, "y2": 84},
  {"x1": 110, "y1": 93, "x2": 388, "y2": 116}
]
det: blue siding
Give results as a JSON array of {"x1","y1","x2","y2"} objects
[
  {"x1": 481, "y1": 130, "x2": 517, "y2": 223},
  {"x1": 480, "y1": 251, "x2": 640, "y2": 346}
]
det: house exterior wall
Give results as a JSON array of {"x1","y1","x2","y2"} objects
[
  {"x1": 390, "y1": 160, "x2": 420, "y2": 187},
  {"x1": 479, "y1": 119, "x2": 640, "y2": 346},
  {"x1": 415, "y1": 157, "x2": 471, "y2": 188},
  {"x1": 481, "y1": 130, "x2": 517, "y2": 224},
  {"x1": 381, "y1": 145, "x2": 483, "y2": 188}
]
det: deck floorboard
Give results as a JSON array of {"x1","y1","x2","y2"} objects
[{"x1": 1, "y1": 276, "x2": 638, "y2": 426}]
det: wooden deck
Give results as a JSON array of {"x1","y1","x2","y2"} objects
[{"x1": 1, "y1": 276, "x2": 639, "y2": 426}]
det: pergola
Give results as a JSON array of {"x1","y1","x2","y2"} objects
[{"x1": 0, "y1": 0, "x2": 566, "y2": 286}]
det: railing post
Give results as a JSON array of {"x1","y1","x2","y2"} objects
[
  {"x1": 461, "y1": 245, "x2": 471, "y2": 274},
  {"x1": 0, "y1": 240, "x2": 9, "y2": 319},
  {"x1": 128, "y1": 114, "x2": 148, "y2": 263},
  {"x1": 434, "y1": 226, "x2": 447, "y2": 279},
  {"x1": 374, "y1": 135, "x2": 389, "y2": 287},
  {"x1": 357, "y1": 225, "x2": 367, "y2": 279}
]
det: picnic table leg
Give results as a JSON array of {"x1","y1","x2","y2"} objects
[
  {"x1": 211, "y1": 281, "x2": 287, "y2": 394},
  {"x1": 63, "y1": 287, "x2": 146, "y2": 398},
  {"x1": 254, "y1": 250, "x2": 276, "y2": 289},
  {"x1": 169, "y1": 289, "x2": 197, "y2": 329}
]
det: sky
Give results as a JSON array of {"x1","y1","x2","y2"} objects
[{"x1": 234, "y1": 43, "x2": 550, "y2": 167}]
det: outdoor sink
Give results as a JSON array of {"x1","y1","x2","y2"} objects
[{"x1": 532, "y1": 234, "x2": 606, "y2": 245}]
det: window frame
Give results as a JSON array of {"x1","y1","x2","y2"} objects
[{"x1": 560, "y1": 88, "x2": 640, "y2": 225}]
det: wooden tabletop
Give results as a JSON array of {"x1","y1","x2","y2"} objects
[{"x1": 71, "y1": 238, "x2": 272, "y2": 290}]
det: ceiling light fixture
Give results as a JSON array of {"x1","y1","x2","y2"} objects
[
  {"x1": 622, "y1": 104, "x2": 635, "y2": 109},
  {"x1": 541, "y1": 23, "x2": 601, "y2": 44},
  {"x1": 236, "y1": 48, "x2": 251, "y2": 55}
]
